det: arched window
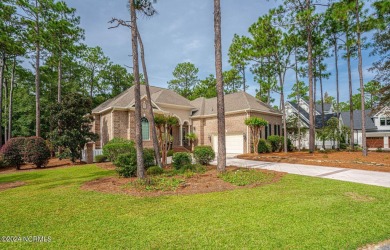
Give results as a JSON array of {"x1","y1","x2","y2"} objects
[{"x1": 141, "y1": 117, "x2": 149, "y2": 140}]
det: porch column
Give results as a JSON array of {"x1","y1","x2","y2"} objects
[
  {"x1": 180, "y1": 124, "x2": 183, "y2": 146},
  {"x1": 384, "y1": 136, "x2": 389, "y2": 149}
]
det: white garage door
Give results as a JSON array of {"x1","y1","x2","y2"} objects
[{"x1": 213, "y1": 134, "x2": 244, "y2": 154}]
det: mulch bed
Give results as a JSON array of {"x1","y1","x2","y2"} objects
[
  {"x1": 238, "y1": 151, "x2": 390, "y2": 173},
  {"x1": 0, "y1": 158, "x2": 86, "y2": 175},
  {"x1": 0, "y1": 181, "x2": 25, "y2": 191},
  {"x1": 82, "y1": 166, "x2": 285, "y2": 197}
]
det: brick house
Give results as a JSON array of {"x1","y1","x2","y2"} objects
[{"x1": 91, "y1": 85, "x2": 282, "y2": 154}]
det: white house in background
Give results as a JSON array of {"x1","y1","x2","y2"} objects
[
  {"x1": 285, "y1": 99, "x2": 390, "y2": 150},
  {"x1": 285, "y1": 99, "x2": 337, "y2": 149}
]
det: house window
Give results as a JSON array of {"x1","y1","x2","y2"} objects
[
  {"x1": 380, "y1": 118, "x2": 385, "y2": 126},
  {"x1": 141, "y1": 117, "x2": 149, "y2": 140},
  {"x1": 269, "y1": 124, "x2": 272, "y2": 136},
  {"x1": 274, "y1": 125, "x2": 277, "y2": 135},
  {"x1": 278, "y1": 125, "x2": 281, "y2": 136},
  {"x1": 388, "y1": 118, "x2": 390, "y2": 125},
  {"x1": 265, "y1": 126, "x2": 268, "y2": 139}
]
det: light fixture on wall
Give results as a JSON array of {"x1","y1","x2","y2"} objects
[
  {"x1": 208, "y1": 134, "x2": 211, "y2": 142},
  {"x1": 243, "y1": 132, "x2": 246, "y2": 141}
]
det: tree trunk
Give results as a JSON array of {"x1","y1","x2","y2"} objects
[
  {"x1": 4, "y1": 77, "x2": 8, "y2": 143},
  {"x1": 137, "y1": 28, "x2": 162, "y2": 168},
  {"x1": 334, "y1": 36, "x2": 340, "y2": 150},
  {"x1": 346, "y1": 42, "x2": 354, "y2": 150},
  {"x1": 0, "y1": 53, "x2": 5, "y2": 146},
  {"x1": 278, "y1": 73, "x2": 287, "y2": 153},
  {"x1": 130, "y1": 0, "x2": 145, "y2": 178},
  {"x1": 319, "y1": 58, "x2": 325, "y2": 149},
  {"x1": 8, "y1": 58, "x2": 15, "y2": 140},
  {"x1": 294, "y1": 52, "x2": 301, "y2": 151},
  {"x1": 35, "y1": 0, "x2": 41, "y2": 137},
  {"x1": 58, "y1": 49, "x2": 62, "y2": 103},
  {"x1": 214, "y1": 0, "x2": 226, "y2": 172},
  {"x1": 313, "y1": 58, "x2": 317, "y2": 149},
  {"x1": 306, "y1": 0, "x2": 315, "y2": 154},
  {"x1": 355, "y1": 0, "x2": 367, "y2": 156},
  {"x1": 242, "y1": 66, "x2": 246, "y2": 92}
]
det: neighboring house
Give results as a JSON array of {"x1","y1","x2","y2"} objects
[
  {"x1": 341, "y1": 107, "x2": 390, "y2": 150},
  {"x1": 285, "y1": 99, "x2": 337, "y2": 149},
  {"x1": 286, "y1": 99, "x2": 390, "y2": 150},
  {"x1": 91, "y1": 85, "x2": 282, "y2": 154}
]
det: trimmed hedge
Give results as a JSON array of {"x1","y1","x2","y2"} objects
[
  {"x1": 258, "y1": 139, "x2": 271, "y2": 153},
  {"x1": 172, "y1": 152, "x2": 192, "y2": 170},
  {"x1": 114, "y1": 152, "x2": 137, "y2": 177},
  {"x1": 267, "y1": 135, "x2": 282, "y2": 152},
  {"x1": 103, "y1": 138, "x2": 135, "y2": 162},
  {"x1": 146, "y1": 166, "x2": 164, "y2": 176},
  {"x1": 193, "y1": 146, "x2": 215, "y2": 165},
  {"x1": 24, "y1": 137, "x2": 51, "y2": 168},
  {"x1": 1, "y1": 137, "x2": 26, "y2": 169},
  {"x1": 95, "y1": 155, "x2": 107, "y2": 163},
  {"x1": 1, "y1": 137, "x2": 51, "y2": 169}
]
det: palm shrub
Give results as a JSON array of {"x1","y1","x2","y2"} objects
[
  {"x1": 1, "y1": 137, "x2": 26, "y2": 169},
  {"x1": 172, "y1": 152, "x2": 192, "y2": 170},
  {"x1": 185, "y1": 132, "x2": 197, "y2": 151},
  {"x1": 258, "y1": 139, "x2": 271, "y2": 153},
  {"x1": 267, "y1": 135, "x2": 282, "y2": 152},
  {"x1": 24, "y1": 137, "x2": 51, "y2": 168},
  {"x1": 193, "y1": 146, "x2": 215, "y2": 165}
]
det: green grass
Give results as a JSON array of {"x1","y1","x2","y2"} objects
[
  {"x1": 219, "y1": 169, "x2": 275, "y2": 186},
  {"x1": 0, "y1": 165, "x2": 389, "y2": 249}
]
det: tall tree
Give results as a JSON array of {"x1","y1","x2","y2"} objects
[
  {"x1": 214, "y1": 0, "x2": 226, "y2": 172},
  {"x1": 129, "y1": 0, "x2": 145, "y2": 178},
  {"x1": 167, "y1": 62, "x2": 199, "y2": 98},
  {"x1": 83, "y1": 46, "x2": 109, "y2": 98},
  {"x1": 190, "y1": 74, "x2": 217, "y2": 100},
  {"x1": 223, "y1": 68, "x2": 243, "y2": 94},
  {"x1": 228, "y1": 34, "x2": 249, "y2": 92},
  {"x1": 18, "y1": 0, "x2": 56, "y2": 137}
]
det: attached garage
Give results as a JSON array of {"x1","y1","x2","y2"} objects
[
  {"x1": 213, "y1": 134, "x2": 244, "y2": 154},
  {"x1": 366, "y1": 137, "x2": 384, "y2": 148}
]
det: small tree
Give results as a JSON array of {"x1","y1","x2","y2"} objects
[
  {"x1": 50, "y1": 93, "x2": 98, "y2": 162},
  {"x1": 244, "y1": 117, "x2": 268, "y2": 153},
  {"x1": 154, "y1": 114, "x2": 179, "y2": 166},
  {"x1": 185, "y1": 132, "x2": 197, "y2": 151}
]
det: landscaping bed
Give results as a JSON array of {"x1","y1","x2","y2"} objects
[
  {"x1": 83, "y1": 165, "x2": 284, "y2": 197},
  {"x1": 238, "y1": 151, "x2": 390, "y2": 172},
  {"x1": 0, "y1": 158, "x2": 84, "y2": 174}
]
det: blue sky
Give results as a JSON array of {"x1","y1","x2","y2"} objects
[{"x1": 66, "y1": 0, "x2": 378, "y2": 105}]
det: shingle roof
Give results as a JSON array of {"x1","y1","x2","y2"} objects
[
  {"x1": 340, "y1": 109, "x2": 377, "y2": 130},
  {"x1": 92, "y1": 85, "x2": 194, "y2": 113},
  {"x1": 315, "y1": 103, "x2": 332, "y2": 113},
  {"x1": 190, "y1": 91, "x2": 281, "y2": 116},
  {"x1": 289, "y1": 101, "x2": 310, "y2": 120},
  {"x1": 315, "y1": 113, "x2": 337, "y2": 129}
]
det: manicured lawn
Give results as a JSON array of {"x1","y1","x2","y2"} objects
[{"x1": 0, "y1": 165, "x2": 389, "y2": 249}]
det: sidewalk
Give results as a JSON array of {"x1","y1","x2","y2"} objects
[{"x1": 211, "y1": 158, "x2": 390, "y2": 188}]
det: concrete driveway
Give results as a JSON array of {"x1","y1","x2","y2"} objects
[{"x1": 211, "y1": 158, "x2": 390, "y2": 188}]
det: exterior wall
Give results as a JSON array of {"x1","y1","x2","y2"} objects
[
  {"x1": 100, "y1": 112, "x2": 112, "y2": 146},
  {"x1": 249, "y1": 111, "x2": 282, "y2": 153},
  {"x1": 93, "y1": 115, "x2": 101, "y2": 149},
  {"x1": 192, "y1": 111, "x2": 282, "y2": 154},
  {"x1": 112, "y1": 111, "x2": 129, "y2": 139}
]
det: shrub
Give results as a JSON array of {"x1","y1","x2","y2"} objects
[
  {"x1": 172, "y1": 152, "x2": 192, "y2": 170},
  {"x1": 267, "y1": 135, "x2": 282, "y2": 152},
  {"x1": 1, "y1": 137, "x2": 26, "y2": 169},
  {"x1": 114, "y1": 152, "x2": 137, "y2": 177},
  {"x1": 257, "y1": 139, "x2": 271, "y2": 153},
  {"x1": 103, "y1": 138, "x2": 135, "y2": 162},
  {"x1": 146, "y1": 166, "x2": 164, "y2": 176},
  {"x1": 24, "y1": 137, "x2": 51, "y2": 168},
  {"x1": 340, "y1": 143, "x2": 347, "y2": 150},
  {"x1": 143, "y1": 148, "x2": 155, "y2": 169},
  {"x1": 167, "y1": 149, "x2": 174, "y2": 157},
  {"x1": 95, "y1": 155, "x2": 107, "y2": 163},
  {"x1": 283, "y1": 137, "x2": 294, "y2": 152},
  {"x1": 193, "y1": 146, "x2": 215, "y2": 165}
]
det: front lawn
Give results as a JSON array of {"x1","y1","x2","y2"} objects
[{"x1": 0, "y1": 165, "x2": 389, "y2": 249}]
